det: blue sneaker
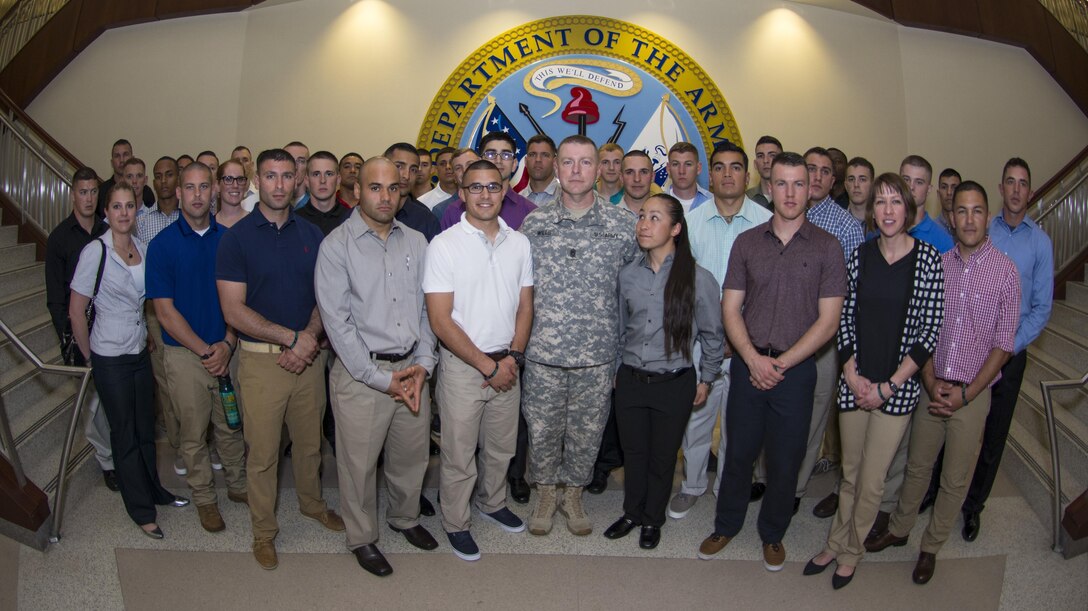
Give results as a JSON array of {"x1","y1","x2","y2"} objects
[
  {"x1": 447, "y1": 530, "x2": 481, "y2": 561},
  {"x1": 479, "y1": 506, "x2": 526, "y2": 533}
]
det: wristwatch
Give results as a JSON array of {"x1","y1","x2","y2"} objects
[
  {"x1": 509, "y1": 350, "x2": 526, "y2": 369},
  {"x1": 701, "y1": 379, "x2": 715, "y2": 393}
]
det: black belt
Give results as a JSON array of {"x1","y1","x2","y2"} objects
[
  {"x1": 754, "y1": 346, "x2": 783, "y2": 358},
  {"x1": 624, "y1": 364, "x2": 692, "y2": 384},
  {"x1": 371, "y1": 341, "x2": 417, "y2": 363},
  {"x1": 485, "y1": 349, "x2": 510, "y2": 361}
]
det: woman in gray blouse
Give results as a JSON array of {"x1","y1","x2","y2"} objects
[
  {"x1": 604, "y1": 194, "x2": 725, "y2": 550},
  {"x1": 804, "y1": 173, "x2": 944, "y2": 588},
  {"x1": 70, "y1": 181, "x2": 188, "y2": 539}
]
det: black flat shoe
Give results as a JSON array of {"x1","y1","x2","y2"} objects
[
  {"x1": 749, "y1": 482, "x2": 766, "y2": 502},
  {"x1": 832, "y1": 568, "x2": 854, "y2": 590},
  {"x1": 508, "y1": 477, "x2": 530, "y2": 504},
  {"x1": 419, "y1": 494, "x2": 435, "y2": 517},
  {"x1": 169, "y1": 496, "x2": 190, "y2": 507},
  {"x1": 586, "y1": 471, "x2": 608, "y2": 494},
  {"x1": 803, "y1": 555, "x2": 834, "y2": 575},
  {"x1": 102, "y1": 469, "x2": 120, "y2": 492},
  {"x1": 638, "y1": 525, "x2": 661, "y2": 549},
  {"x1": 962, "y1": 511, "x2": 981, "y2": 542},
  {"x1": 603, "y1": 517, "x2": 638, "y2": 539},
  {"x1": 353, "y1": 544, "x2": 393, "y2": 577},
  {"x1": 139, "y1": 525, "x2": 164, "y2": 539}
]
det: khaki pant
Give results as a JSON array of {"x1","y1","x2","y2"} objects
[
  {"x1": 436, "y1": 348, "x2": 519, "y2": 533},
  {"x1": 329, "y1": 357, "x2": 429, "y2": 549},
  {"x1": 889, "y1": 387, "x2": 992, "y2": 554},
  {"x1": 796, "y1": 342, "x2": 838, "y2": 496},
  {"x1": 162, "y1": 345, "x2": 247, "y2": 506},
  {"x1": 146, "y1": 306, "x2": 180, "y2": 449},
  {"x1": 238, "y1": 349, "x2": 327, "y2": 540},
  {"x1": 825, "y1": 408, "x2": 911, "y2": 566}
]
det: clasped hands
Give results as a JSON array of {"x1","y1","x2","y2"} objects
[
  {"x1": 277, "y1": 330, "x2": 320, "y2": 374},
  {"x1": 845, "y1": 369, "x2": 883, "y2": 411},
  {"x1": 385, "y1": 365, "x2": 428, "y2": 413},
  {"x1": 480, "y1": 356, "x2": 518, "y2": 393},
  {"x1": 927, "y1": 379, "x2": 967, "y2": 418}
]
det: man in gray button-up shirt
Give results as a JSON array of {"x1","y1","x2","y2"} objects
[
  {"x1": 315, "y1": 158, "x2": 438, "y2": 577},
  {"x1": 520, "y1": 135, "x2": 639, "y2": 537}
]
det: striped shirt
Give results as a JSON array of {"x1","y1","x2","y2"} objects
[
  {"x1": 806, "y1": 196, "x2": 863, "y2": 263},
  {"x1": 934, "y1": 238, "x2": 1020, "y2": 386},
  {"x1": 136, "y1": 203, "x2": 179, "y2": 245}
]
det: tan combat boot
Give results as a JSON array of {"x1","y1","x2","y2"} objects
[
  {"x1": 560, "y1": 486, "x2": 592, "y2": 536},
  {"x1": 528, "y1": 484, "x2": 557, "y2": 535}
]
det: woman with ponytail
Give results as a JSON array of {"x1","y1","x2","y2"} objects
[{"x1": 603, "y1": 193, "x2": 725, "y2": 550}]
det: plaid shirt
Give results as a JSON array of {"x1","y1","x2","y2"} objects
[
  {"x1": 934, "y1": 238, "x2": 1020, "y2": 386},
  {"x1": 837, "y1": 240, "x2": 944, "y2": 415},
  {"x1": 807, "y1": 196, "x2": 864, "y2": 262},
  {"x1": 136, "y1": 202, "x2": 179, "y2": 245}
]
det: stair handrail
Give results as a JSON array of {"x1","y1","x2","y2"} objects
[
  {"x1": 0, "y1": 316, "x2": 92, "y2": 543},
  {"x1": 1038, "y1": 0, "x2": 1088, "y2": 53},
  {"x1": 1039, "y1": 370, "x2": 1088, "y2": 554},
  {"x1": 0, "y1": 0, "x2": 71, "y2": 72},
  {"x1": 1029, "y1": 148, "x2": 1088, "y2": 279}
]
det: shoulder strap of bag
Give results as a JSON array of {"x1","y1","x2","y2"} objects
[{"x1": 91, "y1": 238, "x2": 107, "y2": 298}]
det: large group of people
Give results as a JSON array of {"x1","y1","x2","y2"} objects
[{"x1": 42, "y1": 130, "x2": 1053, "y2": 589}]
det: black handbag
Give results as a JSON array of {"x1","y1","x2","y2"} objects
[{"x1": 64, "y1": 239, "x2": 107, "y2": 366}]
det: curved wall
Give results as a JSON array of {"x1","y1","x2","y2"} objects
[{"x1": 26, "y1": 0, "x2": 1088, "y2": 209}]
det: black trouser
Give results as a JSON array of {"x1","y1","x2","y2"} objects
[
  {"x1": 507, "y1": 412, "x2": 529, "y2": 480},
  {"x1": 714, "y1": 356, "x2": 815, "y2": 543},
  {"x1": 963, "y1": 350, "x2": 1027, "y2": 513},
  {"x1": 592, "y1": 392, "x2": 624, "y2": 477},
  {"x1": 92, "y1": 350, "x2": 175, "y2": 525},
  {"x1": 615, "y1": 365, "x2": 694, "y2": 527}
]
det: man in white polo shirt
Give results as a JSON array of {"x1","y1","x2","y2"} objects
[{"x1": 423, "y1": 159, "x2": 534, "y2": 562}]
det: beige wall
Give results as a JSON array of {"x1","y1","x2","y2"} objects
[{"x1": 27, "y1": 0, "x2": 1088, "y2": 209}]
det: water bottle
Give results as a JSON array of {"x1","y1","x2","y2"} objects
[{"x1": 218, "y1": 376, "x2": 241, "y2": 430}]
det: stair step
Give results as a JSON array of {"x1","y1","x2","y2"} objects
[
  {"x1": 0, "y1": 262, "x2": 44, "y2": 299},
  {"x1": 1032, "y1": 325, "x2": 1088, "y2": 376},
  {"x1": 0, "y1": 224, "x2": 17, "y2": 247},
  {"x1": 1004, "y1": 417, "x2": 1084, "y2": 532},
  {"x1": 1, "y1": 358, "x2": 77, "y2": 436},
  {"x1": 0, "y1": 287, "x2": 46, "y2": 328},
  {"x1": 1024, "y1": 346, "x2": 1088, "y2": 428},
  {"x1": 9, "y1": 383, "x2": 80, "y2": 447},
  {"x1": 1047, "y1": 303, "x2": 1088, "y2": 346},
  {"x1": 1067, "y1": 281, "x2": 1088, "y2": 310},
  {"x1": 0, "y1": 313, "x2": 59, "y2": 374},
  {"x1": 1015, "y1": 377, "x2": 1088, "y2": 491},
  {"x1": 0, "y1": 243, "x2": 35, "y2": 273}
]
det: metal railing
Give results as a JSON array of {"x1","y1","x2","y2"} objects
[
  {"x1": 1039, "y1": 371, "x2": 1088, "y2": 554},
  {"x1": 0, "y1": 0, "x2": 69, "y2": 72},
  {"x1": 1039, "y1": 0, "x2": 1088, "y2": 52},
  {"x1": 1031, "y1": 150, "x2": 1088, "y2": 275},
  {"x1": 0, "y1": 318, "x2": 93, "y2": 544},
  {"x1": 0, "y1": 97, "x2": 77, "y2": 235}
]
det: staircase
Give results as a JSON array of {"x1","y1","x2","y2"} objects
[{"x1": 0, "y1": 208, "x2": 97, "y2": 550}]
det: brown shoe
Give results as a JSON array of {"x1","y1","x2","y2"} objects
[
  {"x1": 912, "y1": 551, "x2": 936, "y2": 584},
  {"x1": 762, "y1": 541, "x2": 786, "y2": 572},
  {"x1": 812, "y1": 493, "x2": 839, "y2": 519},
  {"x1": 865, "y1": 529, "x2": 909, "y2": 553},
  {"x1": 697, "y1": 534, "x2": 733, "y2": 560},
  {"x1": 301, "y1": 508, "x2": 346, "y2": 532},
  {"x1": 253, "y1": 538, "x2": 278, "y2": 570},
  {"x1": 197, "y1": 503, "x2": 225, "y2": 533},
  {"x1": 227, "y1": 490, "x2": 249, "y2": 505}
]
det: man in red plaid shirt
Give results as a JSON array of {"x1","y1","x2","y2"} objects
[{"x1": 866, "y1": 181, "x2": 1020, "y2": 585}]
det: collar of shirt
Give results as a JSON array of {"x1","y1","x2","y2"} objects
[
  {"x1": 177, "y1": 213, "x2": 220, "y2": 237},
  {"x1": 66, "y1": 212, "x2": 106, "y2": 236},
  {"x1": 301, "y1": 201, "x2": 345, "y2": 219},
  {"x1": 993, "y1": 211, "x2": 1039, "y2": 234},
  {"x1": 457, "y1": 213, "x2": 511, "y2": 244},
  {"x1": 345, "y1": 207, "x2": 405, "y2": 243},
  {"x1": 637, "y1": 252, "x2": 674, "y2": 272},
  {"x1": 667, "y1": 184, "x2": 712, "y2": 201},
  {"x1": 526, "y1": 177, "x2": 559, "y2": 197},
  {"x1": 807, "y1": 195, "x2": 838, "y2": 217},
  {"x1": 700, "y1": 196, "x2": 766, "y2": 224},
  {"x1": 762, "y1": 217, "x2": 814, "y2": 242},
  {"x1": 252, "y1": 206, "x2": 297, "y2": 229},
  {"x1": 548, "y1": 194, "x2": 608, "y2": 224},
  {"x1": 950, "y1": 236, "x2": 997, "y2": 266}
]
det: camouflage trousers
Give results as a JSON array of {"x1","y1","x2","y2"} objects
[{"x1": 521, "y1": 361, "x2": 613, "y2": 486}]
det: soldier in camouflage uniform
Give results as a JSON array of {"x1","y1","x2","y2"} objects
[{"x1": 519, "y1": 135, "x2": 639, "y2": 536}]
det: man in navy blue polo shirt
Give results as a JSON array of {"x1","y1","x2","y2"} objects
[
  {"x1": 147, "y1": 162, "x2": 247, "y2": 534},
  {"x1": 216, "y1": 148, "x2": 344, "y2": 570}
]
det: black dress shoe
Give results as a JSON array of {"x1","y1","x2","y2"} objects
[
  {"x1": 638, "y1": 525, "x2": 661, "y2": 549},
  {"x1": 284, "y1": 442, "x2": 292, "y2": 457},
  {"x1": 812, "y1": 493, "x2": 838, "y2": 518},
  {"x1": 389, "y1": 524, "x2": 439, "y2": 550},
  {"x1": 962, "y1": 511, "x2": 980, "y2": 542},
  {"x1": 419, "y1": 494, "x2": 435, "y2": 517},
  {"x1": 353, "y1": 544, "x2": 393, "y2": 577},
  {"x1": 603, "y1": 517, "x2": 638, "y2": 539},
  {"x1": 867, "y1": 510, "x2": 890, "y2": 540},
  {"x1": 102, "y1": 469, "x2": 120, "y2": 492},
  {"x1": 749, "y1": 483, "x2": 766, "y2": 502},
  {"x1": 832, "y1": 568, "x2": 854, "y2": 590},
  {"x1": 508, "y1": 477, "x2": 530, "y2": 504},
  {"x1": 803, "y1": 555, "x2": 833, "y2": 575},
  {"x1": 706, "y1": 452, "x2": 718, "y2": 473},
  {"x1": 912, "y1": 551, "x2": 936, "y2": 584},
  {"x1": 587, "y1": 471, "x2": 609, "y2": 494},
  {"x1": 429, "y1": 438, "x2": 440, "y2": 456},
  {"x1": 918, "y1": 490, "x2": 937, "y2": 514}
]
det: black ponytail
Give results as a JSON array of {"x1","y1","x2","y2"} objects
[{"x1": 651, "y1": 194, "x2": 697, "y2": 360}]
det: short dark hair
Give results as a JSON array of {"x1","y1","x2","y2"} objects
[
  {"x1": 900, "y1": 154, "x2": 933, "y2": 179},
  {"x1": 307, "y1": 150, "x2": 338, "y2": 168},
  {"x1": 122, "y1": 157, "x2": 145, "y2": 171},
  {"x1": 478, "y1": 131, "x2": 517, "y2": 154},
  {"x1": 340, "y1": 152, "x2": 364, "y2": 164},
  {"x1": 197, "y1": 150, "x2": 218, "y2": 160},
  {"x1": 383, "y1": 142, "x2": 419, "y2": 159},
  {"x1": 847, "y1": 156, "x2": 875, "y2": 178},
  {"x1": 772, "y1": 151, "x2": 806, "y2": 170},
  {"x1": 155, "y1": 156, "x2": 177, "y2": 167},
  {"x1": 177, "y1": 154, "x2": 194, "y2": 163},
  {"x1": 938, "y1": 167, "x2": 961, "y2": 182},
  {"x1": 284, "y1": 141, "x2": 307, "y2": 150},
  {"x1": 232, "y1": 145, "x2": 251, "y2": 155},
  {"x1": 955, "y1": 180, "x2": 988, "y2": 205},
  {"x1": 710, "y1": 140, "x2": 748, "y2": 169},
  {"x1": 434, "y1": 146, "x2": 457, "y2": 160},
  {"x1": 1002, "y1": 157, "x2": 1031, "y2": 184},
  {"x1": 623, "y1": 150, "x2": 652, "y2": 163},
  {"x1": 526, "y1": 134, "x2": 556, "y2": 153},
  {"x1": 669, "y1": 141, "x2": 700, "y2": 159},
  {"x1": 463, "y1": 159, "x2": 501, "y2": 177},
  {"x1": 803, "y1": 146, "x2": 832, "y2": 163},
  {"x1": 112, "y1": 139, "x2": 132, "y2": 150},
  {"x1": 72, "y1": 166, "x2": 99, "y2": 183},
  {"x1": 416, "y1": 147, "x2": 431, "y2": 159},
  {"x1": 755, "y1": 135, "x2": 782, "y2": 150},
  {"x1": 256, "y1": 148, "x2": 294, "y2": 172},
  {"x1": 182, "y1": 161, "x2": 213, "y2": 182}
]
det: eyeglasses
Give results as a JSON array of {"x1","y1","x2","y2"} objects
[
  {"x1": 482, "y1": 150, "x2": 516, "y2": 161},
  {"x1": 220, "y1": 176, "x2": 247, "y2": 185},
  {"x1": 465, "y1": 182, "x2": 503, "y2": 194}
]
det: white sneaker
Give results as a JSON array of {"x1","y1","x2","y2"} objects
[
  {"x1": 668, "y1": 492, "x2": 699, "y2": 519},
  {"x1": 210, "y1": 447, "x2": 223, "y2": 471},
  {"x1": 173, "y1": 456, "x2": 188, "y2": 476}
]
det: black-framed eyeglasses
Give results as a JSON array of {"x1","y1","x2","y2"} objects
[
  {"x1": 465, "y1": 182, "x2": 503, "y2": 194},
  {"x1": 482, "y1": 150, "x2": 516, "y2": 161},
  {"x1": 220, "y1": 176, "x2": 247, "y2": 185}
]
